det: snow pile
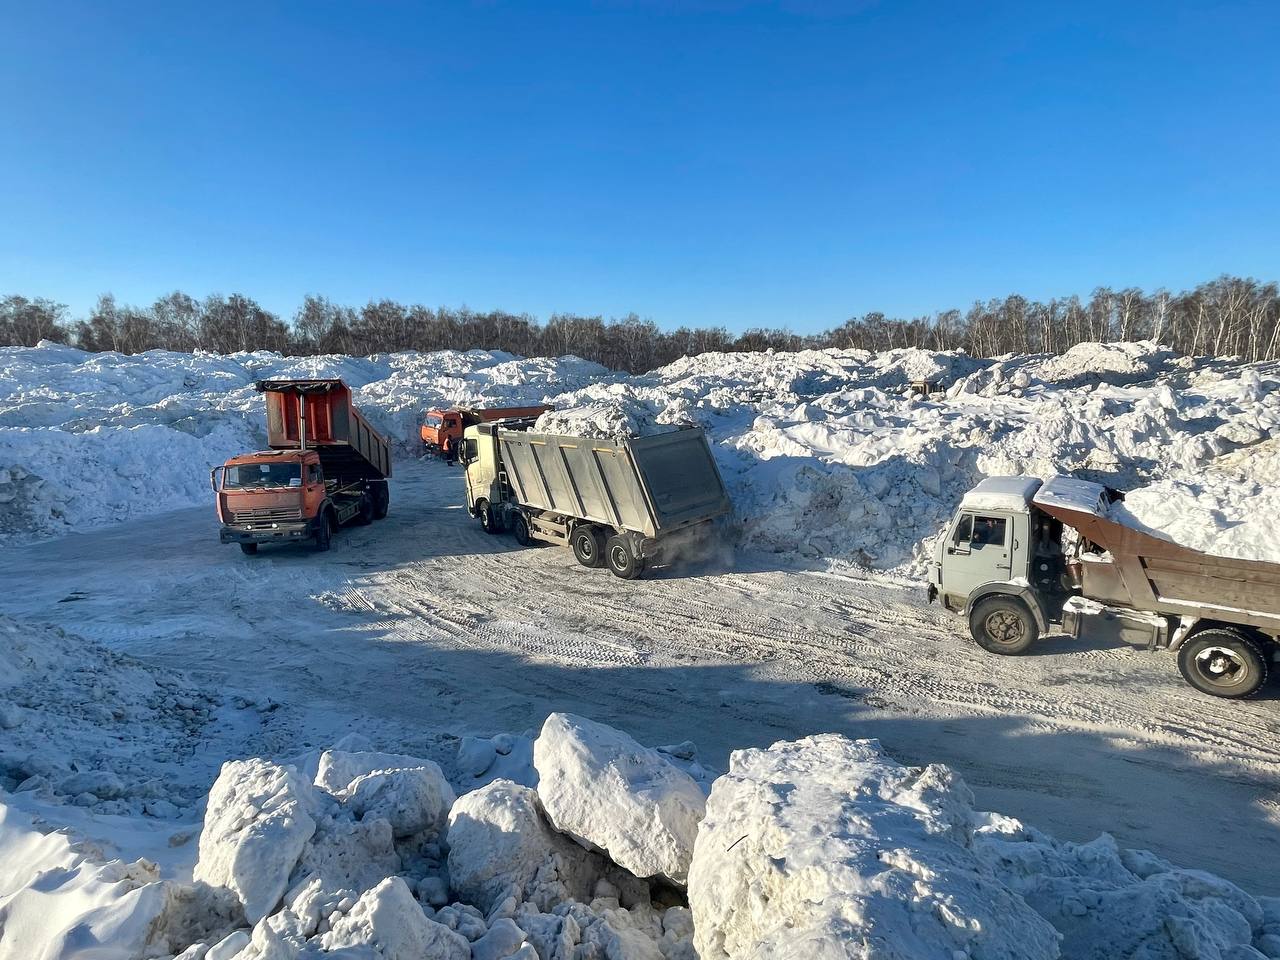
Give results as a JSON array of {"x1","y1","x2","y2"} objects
[
  {"x1": 1107, "y1": 435, "x2": 1280, "y2": 563},
  {"x1": 533, "y1": 384, "x2": 685, "y2": 440},
  {"x1": 3, "y1": 339, "x2": 1278, "y2": 569},
  {"x1": 0, "y1": 344, "x2": 607, "y2": 542},
  {"x1": 0, "y1": 616, "x2": 223, "y2": 816},
  {"x1": 688, "y1": 734, "x2": 1061, "y2": 959},
  {"x1": 5, "y1": 714, "x2": 1279, "y2": 959}
]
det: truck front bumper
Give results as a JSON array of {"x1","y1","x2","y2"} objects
[{"x1": 220, "y1": 519, "x2": 318, "y2": 545}]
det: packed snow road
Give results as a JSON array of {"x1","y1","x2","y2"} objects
[{"x1": 2, "y1": 458, "x2": 1278, "y2": 894}]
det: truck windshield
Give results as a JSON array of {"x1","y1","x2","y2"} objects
[
  {"x1": 224, "y1": 463, "x2": 302, "y2": 489},
  {"x1": 424, "y1": 413, "x2": 443, "y2": 426}
]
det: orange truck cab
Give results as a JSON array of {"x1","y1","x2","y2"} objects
[
  {"x1": 420, "y1": 404, "x2": 553, "y2": 460},
  {"x1": 213, "y1": 380, "x2": 391, "y2": 555}
]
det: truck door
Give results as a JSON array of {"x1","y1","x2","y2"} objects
[{"x1": 941, "y1": 511, "x2": 1014, "y2": 607}]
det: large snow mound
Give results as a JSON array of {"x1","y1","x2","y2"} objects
[
  {"x1": 688, "y1": 734, "x2": 1061, "y2": 959},
  {"x1": 2, "y1": 340, "x2": 1277, "y2": 569},
  {"x1": 4, "y1": 715, "x2": 1278, "y2": 959}
]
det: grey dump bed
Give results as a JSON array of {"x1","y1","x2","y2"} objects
[{"x1": 495, "y1": 426, "x2": 730, "y2": 539}]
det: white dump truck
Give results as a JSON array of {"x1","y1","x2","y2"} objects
[
  {"x1": 929, "y1": 475, "x2": 1280, "y2": 698},
  {"x1": 458, "y1": 422, "x2": 732, "y2": 579}
]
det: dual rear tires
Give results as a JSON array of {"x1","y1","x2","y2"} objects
[{"x1": 571, "y1": 525, "x2": 646, "y2": 579}]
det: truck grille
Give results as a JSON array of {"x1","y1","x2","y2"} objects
[{"x1": 230, "y1": 506, "x2": 304, "y2": 523}]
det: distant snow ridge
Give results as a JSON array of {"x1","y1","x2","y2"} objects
[
  {"x1": 2, "y1": 340, "x2": 1277, "y2": 568},
  {"x1": 5, "y1": 712, "x2": 1277, "y2": 959}
]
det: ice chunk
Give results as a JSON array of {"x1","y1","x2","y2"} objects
[
  {"x1": 193, "y1": 758, "x2": 322, "y2": 923},
  {"x1": 343, "y1": 763, "x2": 456, "y2": 838},
  {"x1": 447, "y1": 778, "x2": 609, "y2": 913},
  {"x1": 533, "y1": 713, "x2": 705, "y2": 885},
  {"x1": 319, "y1": 876, "x2": 470, "y2": 959}
]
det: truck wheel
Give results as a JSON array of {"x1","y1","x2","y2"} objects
[
  {"x1": 1177, "y1": 630, "x2": 1268, "y2": 698},
  {"x1": 477, "y1": 499, "x2": 503, "y2": 535},
  {"x1": 512, "y1": 513, "x2": 532, "y2": 547},
  {"x1": 356, "y1": 493, "x2": 375, "y2": 525},
  {"x1": 315, "y1": 513, "x2": 333, "y2": 552},
  {"x1": 571, "y1": 526, "x2": 606, "y2": 567},
  {"x1": 239, "y1": 542, "x2": 259, "y2": 555},
  {"x1": 372, "y1": 481, "x2": 389, "y2": 519},
  {"x1": 970, "y1": 597, "x2": 1038, "y2": 655},
  {"x1": 605, "y1": 535, "x2": 645, "y2": 580}
]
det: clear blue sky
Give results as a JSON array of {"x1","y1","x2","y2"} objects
[{"x1": 2, "y1": 1, "x2": 1277, "y2": 334}]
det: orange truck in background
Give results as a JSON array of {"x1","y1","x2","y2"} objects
[
  {"x1": 212, "y1": 379, "x2": 392, "y2": 555},
  {"x1": 420, "y1": 404, "x2": 552, "y2": 460}
]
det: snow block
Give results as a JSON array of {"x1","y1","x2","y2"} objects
[
  {"x1": 314, "y1": 749, "x2": 439, "y2": 794},
  {"x1": 344, "y1": 763, "x2": 456, "y2": 838},
  {"x1": 320, "y1": 876, "x2": 470, "y2": 960},
  {"x1": 687, "y1": 734, "x2": 1061, "y2": 960},
  {"x1": 533, "y1": 713, "x2": 706, "y2": 885},
  {"x1": 193, "y1": 758, "x2": 322, "y2": 923},
  {"x1": 447, "y1": 778, "x2": 607, "y2": 914}
]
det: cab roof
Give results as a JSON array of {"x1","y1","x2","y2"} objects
[
  {"x1": 225, "y1": 449, "x2": 315, "y2": 465},
  {"x1": 959, "y1": 476, "x2": 1043, "y2": 512}
]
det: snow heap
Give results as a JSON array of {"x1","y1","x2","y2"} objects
[
  {"x1": 2, "y1": 339, "x2": 1278, "y2": 568},
  {"x1": 1108, "y1": 436, "x2": 1280, "y2": 563},
  {"x1": 0, "y1": 615, "x2": 223, "y2": 817},
  {"x1": 6, "y1": 713, "x2": 1278, "y2": 959}
]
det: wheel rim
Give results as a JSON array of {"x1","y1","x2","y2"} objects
[
  {"x1": 610, "y1": 545, "x2": 629, "y2": 570},
  {"x1": 984, "y1": 610, "x2": 1026, "y2": 645},
  {"x1": 579, "y1": 536, "x2": 594, "y2": 559},
  {"x1": 1193, "y1": 645, "x2": 1247, "y2": 687}
]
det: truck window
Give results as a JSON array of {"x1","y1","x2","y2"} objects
[
  {"x1": 971, "y1": 515, "x2": 1007, "y2": 547},
  {"x1": 954, "y1": 514, "x2": 973, "y2": 543},
  {"x1": 308, "y1": 464, "x2": 322, "y2": 484},
  {"x1": 461, "y1": 438, "x2": 478, "y2": 463},
  {"x1": 224, "y1": 463, "x2": 301, "y2": 489}
]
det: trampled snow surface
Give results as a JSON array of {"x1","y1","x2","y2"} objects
[
  {"x1": 6, "y1": 711, "x2": 1279, "y2": 959},
  {"x1": 3, "y1": 339, "x2": 1277, "y2": 566}
]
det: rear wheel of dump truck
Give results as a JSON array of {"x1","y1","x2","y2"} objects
[
  {"x1": 315, "y1": 512, "x2": 333, "y2": 552},
  {"x1": 477, "y1": 499, "x2": 503, "y2": 535},
  {"x1": 571, "y1": 526, "x2": 606, "y2": 567},
  {"x1": 356, "y1": 493, "x2": 375, "y2": 525},
  {"x1": 606, "y1": 535, "x2": 646, "y2": 580},
  {"x1": 970, "y1": 596, "x2": 1038, "y2": 654},
  {"x1": 371, "y1": 481, "x2": 389, "y2": 519},
  {"x1": 1177, "y1": 630, "x2": 1268, "y2": 698},
  {"x1": 511, "y1": 513, "x2": 532, "y2": 547},
  {"x1": 239, "y1": 542, "x2": 258, "y2": 555}
]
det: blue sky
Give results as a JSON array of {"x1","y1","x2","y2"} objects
[{"x1": 1, "y1": 1, "x2": 1277, "y2": 334}]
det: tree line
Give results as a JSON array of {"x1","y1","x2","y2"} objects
[{"x1": 3, "y1": 275, "x2": 1277, "y2": 371}]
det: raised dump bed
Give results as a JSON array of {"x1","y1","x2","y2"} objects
[{"x1": 462, "y1": 423, "x2": 732, "y2": 578}]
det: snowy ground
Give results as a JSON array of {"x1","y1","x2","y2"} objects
[{"x1": 3, "y1": 341, "x2": 1280, "y2": 956}]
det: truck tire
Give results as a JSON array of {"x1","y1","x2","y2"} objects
[
  {"x1": 571, "y1": 526, "x2": 606, "y2": 567},
  {"x1": 511, "y1": 513, "x2": 532, "y2": 547},
  {"x1": 239, "y1": 542, "x2": 258, "y2": 555},
  {"x1": 315, "y1": 512, "x2": 334, "y2": 552},
  {"x1": 356, "y1": 493, "x2": 375, "y2": 525},
  {"x1": 605, "y1": 534, "x2": 646, "y2": 580},
  {"x1": 371, "y1": 481, "x2": 389, "y2": 519},
  {"x1": 970, "y1": 596, "x2": 1038, "y2": 655},
  {"x1": 1177, "y1": 630, "x2": 1268, "y2": 698},
  {"x1": 477, "y1": 499, "x2": 503, "y2": 535}
]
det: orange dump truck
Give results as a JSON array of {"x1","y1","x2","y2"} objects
[
  {"x1": 420, "y1": 404, "x2": 552, "y2": 460},
  {"x1": 212, "y1": 379, "x2": 391, "y2": 554}
]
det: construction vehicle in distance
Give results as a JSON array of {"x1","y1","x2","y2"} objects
[
  {"x1": 420, "y1": 404, "x2": 553, "y2": 461},
  {"x1": 212, "y1": 379, "x2": 392, "y2": 555},
  {"x1": 929, "y1": 475, "x2": 1280, "y2": 698},
  {"x1": 459, "y1": 421, "x2": 731, "y2": 579}
]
